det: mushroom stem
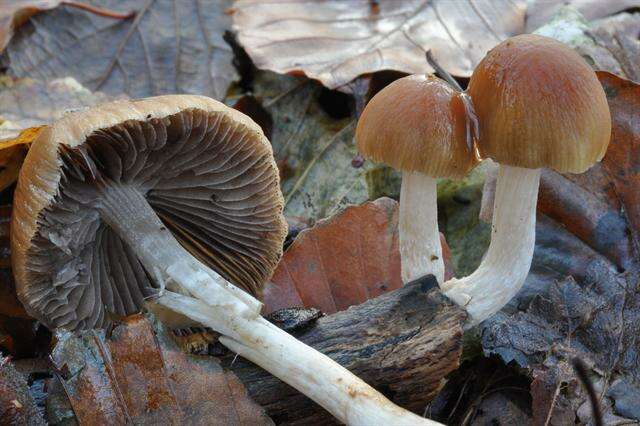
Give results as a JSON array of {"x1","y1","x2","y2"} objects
[
  {"x1": 442, "y1": 165, "x2": 540, "y2": 326},
  {"x1": 98, "y1": 184, "x2": 440, "y2": 426},
  {"x1": 399, "y1": 171, "x2": 444, "y2": 284},
  {"x1": 159, "y1": 291, "x2": 441, "y2": 426},
  {"x1": 98, "y1": 184, "x2": 263, "y2": 317}
]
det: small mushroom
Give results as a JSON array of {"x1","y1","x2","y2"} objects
[
  {"x1": 442, "y1": 35, "x2": 611, "y2": 325},
  {"x1": 12, "y1": 95, "x2": 440, "y2": 426},
  {"x1": 356, "y1": 75, "x2": 479, "y2": 284}
]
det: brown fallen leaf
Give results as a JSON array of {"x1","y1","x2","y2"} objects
[
  {"x1": 232, "y1": 0, "x2": 527, "y2": 90},
  {"x1": 50, "y1": 314, "x2": 272, "y2": 425},
  {"x1": 264, "y1": 197, "x2": 453, "y2": 314},
  {"x1": 231, "y1": 0, "x2": 637, "y2": 91},
  {"x1": 3, "y1": 0, "x2": 237, "y2": 100}
]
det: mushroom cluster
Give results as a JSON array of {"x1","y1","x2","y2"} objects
[
  {"x1": 10, "y1": 34, "x2": 612, "y2": 426},
  {"x1": 357, "y1": 34, "x2": 611, "y2": 327}
]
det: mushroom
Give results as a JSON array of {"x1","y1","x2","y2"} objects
[
  {"x1": 356, "y1": 75, "x2": 479, "y2": 284},
  {"x1": 11, "y1": 95, "x2": 441, "y2": 426},
  {"x1": 442, "y1": 35, "x2": 611, "y2": 325}
]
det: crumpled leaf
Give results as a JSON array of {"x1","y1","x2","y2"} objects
[
  {"x1": 0, "y1": 355, "x2": 45, "y2": 425},
  {"x1": 4, "y1": 0, "x2": 237, "y2": 100},
  {"x1": 264, "y1": 197, "x2": 453, "y2": 314},
  {"x1": 50, "y1": 314, "x2": 272, "y2": 425},
  {"x1": 0, "y1": 77, "x2": 116, "y2": 141},
  {"x1": 231, "y1": 0, "x2": 638, "y2": 90},
  {"x1": 232, "y1": 0, "x2": 527, "y2": 90},
  {"x1": 477, "y1": 73, "x2": 640, "y2": 422}
]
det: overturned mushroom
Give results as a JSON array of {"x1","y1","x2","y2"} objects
[
  {"x1": 442, "y1": 35, "x2": 611, "y2": 325},
  {"x1": 11, "y1": 95, "x2": 441, "y2": 426},
  {"x1": 356, "y1": 75, "x2": 478, "y2": 284}
]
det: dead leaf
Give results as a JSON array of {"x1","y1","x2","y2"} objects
[
  {"x1": 3, "y1": 0, "x2": 237, "y2": 100},
  {"x1": 50, "y1": 314, "x2": 272, "y2": 425},
  {"x1": 0, "y1": 77, "x2": 116, "y2": 141},
  {"x1": 0, "y1": 355, "x2": 46, "y2": 425},
  {"x1": 231, "y1": 0, "x2": 638, "y2": 91},
  {"x1": 264, "y1": 197, "x2": 453, "y2": 314},
  {"x1": 0, "y1": 0, "x2": 134, "y2": 53},
  {"x1": 232, "y1": 0, "x2": 527, "y2": 90}
]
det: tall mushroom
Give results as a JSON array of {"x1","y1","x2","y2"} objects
[
  {"x1": 442, "y1": 35, "x2": 611, "y2": 325},
  {"x1": 11, "y1": 95, "x2": 440, "y2": 426},
  {"x1": 356, "y1": 75, "x2": 479, "y2": 284}
]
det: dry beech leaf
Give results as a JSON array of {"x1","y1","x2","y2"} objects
[
  {"x1": 264, "y1": 197, "x2": 453, "y2": 314},
  {"x1": 481, "y1": 72, "x2": 640, "y2": 423},
  {"x1": 50, "y1": 314, "x2": 272, "y2": 425},
  {"x1": 4, "y1": 0, "x2": 236, "y2": 100},
  {"x1": 232, "y1": 0, "x2": 527, "y2": 90}
]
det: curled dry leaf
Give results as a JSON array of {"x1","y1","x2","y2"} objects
[
  {"x1": 3, "y1": 0, "x2": 236, "y2": 100},
  {"x1": 232, "y1": 0, "x2": 527, "y2": 90},
  {"x1": 231, "y1": 0, "x2": 638, "y2": 91},
  {"x1": 264, "y1": 197, "x2": 453, "y2": 314},
  {"x1": 50, "y1": 314, "x2": 272, "y2": 425}
]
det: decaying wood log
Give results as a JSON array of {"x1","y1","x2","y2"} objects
[{"x1": 222, "y1": 275, "x2": 467, "y2": 425}]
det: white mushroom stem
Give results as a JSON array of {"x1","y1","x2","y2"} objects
[
  {"x1": 99, "y1": 184, "x2": 441, "y2": 426},
  {"x1": 442, "y1": 165, "x2": 540, "y2": 326},
  {"x1": 159, "y1": 291, "x2": 440, "y2": 426},
  {"x1": 399, "y1": 171, "x2": 444, "y2": 284}
]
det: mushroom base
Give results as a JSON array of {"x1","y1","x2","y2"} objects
[{"x1": 442, "y1": 165, "x2": 540, "y2": 326}]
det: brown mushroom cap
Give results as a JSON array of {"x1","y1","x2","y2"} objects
[
  {"x1": 12, "y1": 95, "x2": 287, "y2": 330},
  {"x1": 355, "y1": 74, "x2": 479, "y2": 180},
  {"x1": 467, "y1": 34, "x2": 611, "y2": 173}
]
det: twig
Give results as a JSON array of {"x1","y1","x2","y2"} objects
[
  {"x1": 572, "y1": 358, "x2": 603, "y2": 426},
  {"x1": 425, "y1": 51, "x2": 463, "y2": 91},
  {"x1": 543, "y1": 381, "x2": 562, "y2": 426},
  {"x1": 61, "y1": 1, "x2": 135, "y2": 19},
  {"x1": 401, "y1": 29, "x2": 463, "y2": 91}
]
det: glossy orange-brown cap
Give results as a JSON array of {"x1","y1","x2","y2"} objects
[
  {"x1": 356, "y1": 75, "x2": 479, "y2": 179},
  {"x1": 468, "y1": 34, "x2": 611, "y2": 173}
]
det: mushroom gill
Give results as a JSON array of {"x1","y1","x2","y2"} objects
[{"x1": 23, "y1": 108, "x2": 284, "y2": 330}]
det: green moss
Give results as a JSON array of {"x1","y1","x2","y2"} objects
[
  {"x1": 438, "y1": 162, "x2": 492, "y2": 277},
  {"x1": 365, "y1": 165, "x2": 402, "y2": 200}
]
